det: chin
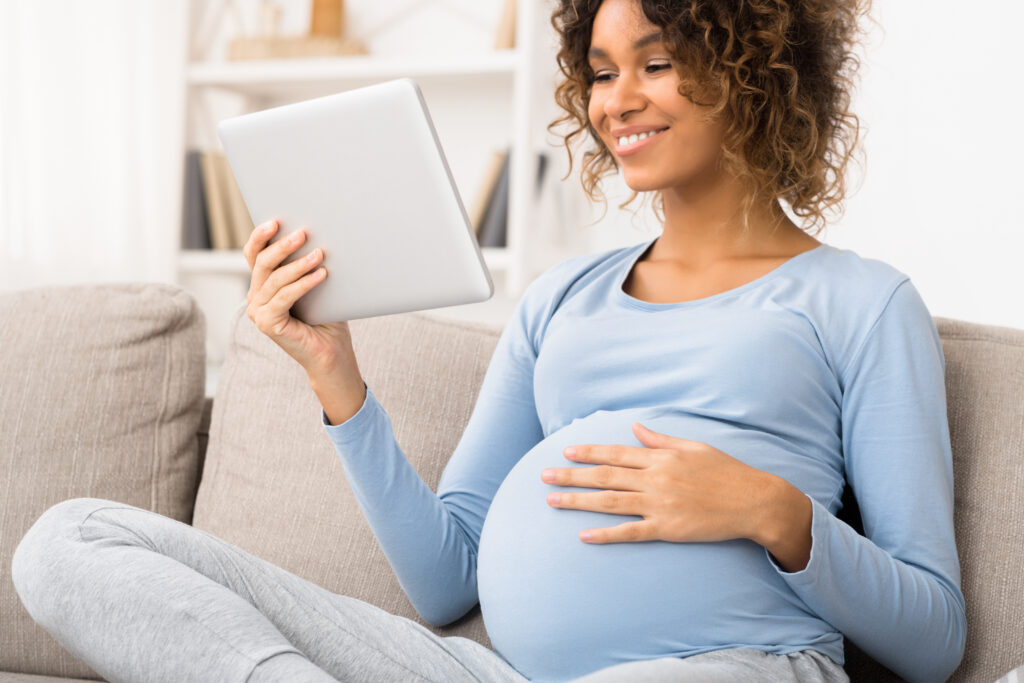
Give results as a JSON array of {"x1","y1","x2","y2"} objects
[{"x1": 619, "y1": 169, "x2": 672, "y2": 193}]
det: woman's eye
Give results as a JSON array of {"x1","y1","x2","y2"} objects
[{"x1": 590, "y1": 63, "x2": 671, "y2": 84}]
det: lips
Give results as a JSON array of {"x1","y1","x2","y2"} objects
[{"x1": 613, "y1": 127, "x2": 669, "y2": 156}]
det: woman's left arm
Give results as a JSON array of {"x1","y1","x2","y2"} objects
[{"x1": 769, "y1": 278, "x2": 966, "y2": 682}]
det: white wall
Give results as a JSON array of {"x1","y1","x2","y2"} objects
[
  {"x1": 0, "y1": 1, "x2": 187, "y2": 289},
  {"x1": 587, "y1": 1, "x2": 1024, "y2": 330},
  {"x1": 840, "y1": 1, "x2": 1024, "y2": 329},
  {"x1": 3, "y1": 1, "x2": 1020, "y2": 329}
]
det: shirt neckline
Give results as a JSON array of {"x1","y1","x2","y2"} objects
[{"x1": 614, "y1": 236, "x2": 830, "y2": 311}]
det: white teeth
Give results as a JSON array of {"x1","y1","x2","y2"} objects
[{"x1": 618, "y1": 129, "x2": 662, "y2": 147}]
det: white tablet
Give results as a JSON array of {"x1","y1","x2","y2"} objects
[{"x1": 217, "y1": 77, "x2": 494, "y2": 325}]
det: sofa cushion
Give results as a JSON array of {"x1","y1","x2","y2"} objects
[
  {"x1": 937, "y1": 316, "x2": 1024, "y2": 683},
  {"x1": 192, "y1": 306, "x2": 502, "y2": 647},
  {"x1": 0, "y1": 283, "x2": 206, "y2": 680}
]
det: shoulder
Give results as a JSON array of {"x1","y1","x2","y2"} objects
[
  {"x1": 510, "y1": 241, "x2": 644, "y2": 353},
  {"x1": 803, "y1": 244, "x2": 936, "y2": 381},
  {"x1": 807, "y1": 243, "x2": 909, "y2": 292}
]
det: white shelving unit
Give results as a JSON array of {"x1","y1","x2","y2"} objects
[
  {"x1": 177, "y1": 0, "x2": 590, "y2": 387},
  {"x1": 186, "y1": 51, "x2": 521, "y2": 93}
]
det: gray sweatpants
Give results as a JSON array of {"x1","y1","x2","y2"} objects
[{"x1": 11, "y1": 498, "x2": 849, "y2": 683}]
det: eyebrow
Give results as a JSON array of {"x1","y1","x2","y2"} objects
[{"x1": 588, "y1": 31, "x2": 664, "y2": 60}]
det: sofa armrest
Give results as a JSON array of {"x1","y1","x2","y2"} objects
[{"x1": 0, "y1": 282, "x2": 207, "y2": 679}]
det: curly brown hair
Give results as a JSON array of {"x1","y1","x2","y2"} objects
[{"x1": 548, "y1": 0, "x2": 874, "y2": 236}]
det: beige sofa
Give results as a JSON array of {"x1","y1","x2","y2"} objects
[{"x1": 1, "y1": 282, "x2": 1022, "y2": 682}]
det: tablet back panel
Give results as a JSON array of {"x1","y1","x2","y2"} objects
[{"x1": 217, "y1": 78, "x2": 494, "y2": 324}]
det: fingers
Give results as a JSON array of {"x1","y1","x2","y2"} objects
[
  {"x1": 242, "y1": 217, "x2": 329, "y2": 334},
  {"x1": 244, "y1": 218, "x2": 279, "y2": 271},
  {"x1": 246, "y1": 220, "x2": 309, "y2": 300},
  {"x1": 580, "y1": 521, "x2": 652, "y2": 544},
  {"x1": 542, "y1": 463, "x2": 642, "y2": 491},
  {"x1": 255, "y1": 246, "x2": 325, "y2": 308},
  {"x1": 251, "y1": 266, "x2": 327, "y2": 335},
  {"x1": 546, "y1": 489, "x2": 644, "y2": 516},
  {"x1": 563, "y1": 444, "x2": 649, "y2": 469}
]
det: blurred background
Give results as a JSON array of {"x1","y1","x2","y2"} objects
[{"x1": 2, "y1": 0, "x2": 1021, "y2": 381}]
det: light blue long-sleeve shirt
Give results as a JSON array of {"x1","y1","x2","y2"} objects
[{"x1": 322, "y1": 236, "x2": 966, "y2": 683}]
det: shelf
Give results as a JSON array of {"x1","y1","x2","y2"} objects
[
  {"x1": 178, "y1": 246, "x2": 510, "y2": 276},
  {"x1": 187, "y1": 50, "x2": 521, "y2": 98}
]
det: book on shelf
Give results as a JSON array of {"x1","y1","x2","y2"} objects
[
  {"x1": 469, "y1": 149, "x2": 508, "y2": 238},
  {"x1": 182, "y1": 141, "x2": 550, "y2": 253},
  {"x1": 477, "y1": 149, "x2": 511, "y2": 248},
  {"x1": 198, "y1": 150, "x2": 233, "y2": 249},
  {"x1": 181, "y1": 150, "x2": 211, "y2": 250},
  {"x1": 472, "y1": 147, "x2": 550, "y2": 249},
  {"x1": 181, "y1": 148, "x2": 255, "y2": 251},
  {"x1": 217, "y1": 153, "x2": 255, "y2": 249},
  {"x1": 535, "y1": 151, "x2": 549, "y2": 194}
]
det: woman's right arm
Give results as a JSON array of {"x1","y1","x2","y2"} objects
[
  {"x1": 245, "y1": 218, "x2": 549, "y2": 625},
  {"x1": 319, "y1": 277, "x2": 548, "y2": 625},
  {"x1": 243, "y1": 218, "x2": 365, "y2": 425}
]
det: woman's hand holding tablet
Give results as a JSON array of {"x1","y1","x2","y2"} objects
[{"x1": 244, "y1": 218, "x2": 367, "y2": 426}]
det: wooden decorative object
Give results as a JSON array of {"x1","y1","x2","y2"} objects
[
  {"x1": 310, "y1": 0, "x2": 343, "y2": 37},
  {"x1": 259, "y1": 1, "x2": 282, "y2": 37},
  {"x1": 228, "y1": 35, "x2": 367, "y2": 60},
  {"x1": 229, "y1": 0, "x2": 368, "y2": 60},
  {"x1": 495, "y1": 0, "x2": 516, "y2": 50}
]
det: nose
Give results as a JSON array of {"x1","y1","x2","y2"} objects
[{"x1": 603, "y1": 71, "x2": 647, "y2": 121}]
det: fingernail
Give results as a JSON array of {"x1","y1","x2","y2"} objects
[
  {"x1": 305, "y1": 248, "x2": 320, "y2": 262},
  {"x1": 548, "y1": 493, "x2": 561, "y2": 506},
  {"x1": 564, "y1": 447, "x2": 577, "y2": 458},
  {"x1": 541, "y1": 469, "x2": 555, "y2": 482},
  {"x1": 580, "y1": 531, "x2": 593, "y2": 542}
]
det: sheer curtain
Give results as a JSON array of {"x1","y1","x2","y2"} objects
[{"x1": 0, "y1": 1, "x2": 187, "y2": 290}]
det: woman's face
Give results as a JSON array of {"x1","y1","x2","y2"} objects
[{"x1": 586, "y1": 0, "x2": 727, "y2": 194}]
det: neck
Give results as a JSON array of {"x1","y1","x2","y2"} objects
[{"x1": 653, "y1": 170, "x2": 807, "y2": 268}]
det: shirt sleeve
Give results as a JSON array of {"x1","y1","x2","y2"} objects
[
  {"x1": 769, "y1": 278, "x2": 967, "y2": 682},
  {"x1": 320, "y1": 285, "x2": 546, "y2": 626}
]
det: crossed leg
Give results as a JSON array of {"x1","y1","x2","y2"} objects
[{"x1": 11, "y1": 497, "x2": 526, "y2": 683}]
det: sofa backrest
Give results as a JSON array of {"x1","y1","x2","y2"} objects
[
  {"x1": 195, "y1": 306, "x2": 1024, "y2": 682},
  {"x1": 0, "y1": 283, "x2": 206, "y2": 680},
  {"x1": 930, "y1": 316, "x2": 1024, "y2": 682}
]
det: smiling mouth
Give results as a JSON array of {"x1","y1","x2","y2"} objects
[{"x1": 614, "y1": 128, "x2": 669, "y2": 155}]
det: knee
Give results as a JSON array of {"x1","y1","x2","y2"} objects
[{"x1": 11, "y1": 497, "x2": 118, "y2": 614}]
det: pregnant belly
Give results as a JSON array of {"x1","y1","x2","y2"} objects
[{"x1": 476, "y1": 409, "x2": 826, "y2": 682}]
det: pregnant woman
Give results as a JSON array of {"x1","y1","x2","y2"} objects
[{"x1": 12, "y1": 0, "x2": 965, "y2": 681}]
